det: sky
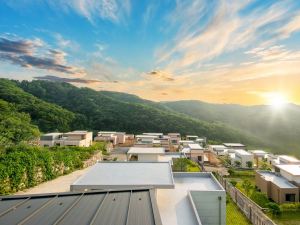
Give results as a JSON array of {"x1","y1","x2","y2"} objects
[{"x1": 1, "y1": 0, "x2": 300, "y2": 105}]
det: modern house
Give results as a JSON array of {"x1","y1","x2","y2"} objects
[
  {"x1": 135, "y1": 135, "x2": 158, "y2": 144},
  {"x1": 127, "y1": 147, "x2": 165, "y2": 162},
  {"x1": 208, "y1": 145, "x2": 227, "y2": 156},
  {"x1": 56, "y1": 131, "x2": 93, "y2": 147},
  {"x1": 179, "y1": 140, "x2": 195, "y2": 148},
  {"x1": 250, "y1": 150, "x2": 268, "y2": 159},
  {"x1": 70, "y1": 161, "x2": 226, "y2": 225},
  {"x1": 195, "y1": 137, "x2": 206, "y2": 147},
  {"x1": 256, "y1": 171, "x2": 299, "y2": 204},
  {"x1": 39, "y1": 132, "x2": 63, "y2": 147},
  {"x1": 182, "y1": 143, "x2": 204, "y2": 163},
  {"x1": 40, "y1": 131, "x2": 93, "y2": 147},
  {"x1": 186, "y1": 135, "x2": 199, "y2": 141},
  {"x1": 94, "y1": 132, "x2": 118, "y2": 145},
  {"x1": 168, "y1": 133, "x2": 181, "y2": 145},
  {"x1": 143, "y1": 133, "x2": 163, "y2": 138},
  {"x1": 94, "y1": 131, "x2": 126, "y2": 145},
  {"x1": 0, "y1": 188, "x2": 162, "y2": 225},
  {"x1": 275, "y1": 164, "x2": 300, "y2": 187},
  {"x1": 231, "y1": 149, "x2": 253, "y2": 168}
]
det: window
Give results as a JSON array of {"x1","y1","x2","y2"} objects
[
  {"x1": 198, "y1": 156, "x2": 202, "y2": 161},
  {"x1": 285, "y1": 194, "x2": 296, "y2": 202}
]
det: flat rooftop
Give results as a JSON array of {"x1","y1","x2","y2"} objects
[
  {"x1": 65, "y1": 130, "x2": 90, "y2": 135},
  {"x1": 276, "y1": 164, "x2": 300, "y2": 176},
  {"x1": 278, "y1": 155, "x2": 300, "y2": 163},
  {"x1": 251, "y1": 150, "x2": 267, "y2": 154},
  {"x1": 128, "y1": 147, "x2": 165, "y2": 154},
  {"x1": 157, "y1": 173, "x2": 224, "y2": 225},
  {"x1": 223, "y1": 143, "x2": 245, "y2": 147},
  {"x1": 41, "y1": 132, "x2": 63, "y2": 136},
  {"x1": 257, "y1": 171, "x2": 297, "y2": 188},
  {"x1": 188, "y1": 144, "x2": 203, "y2": 150},
  {"x1": 71, "y1": 162, "x2": 174, "y2": 191},
  {"x1": 0, "y1": 189, "x2": 162, "y2": 225},
  {"x1": 235, "y1": 149, "x2": 252, "y2": 156}
]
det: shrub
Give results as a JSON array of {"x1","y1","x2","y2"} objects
[
  {"x1": 250, "y1": 191, "x2": 269, "y2": 208},
  {"x1": 266, "y1": 202, "x2": 281, "y2": 216},
  {"x1": 230, "y1": 180, "x2": 237, "y2": 187}
]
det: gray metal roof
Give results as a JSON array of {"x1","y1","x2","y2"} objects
[{"x1": 0, "y1": 189, "x2": 162, "y2": 225}]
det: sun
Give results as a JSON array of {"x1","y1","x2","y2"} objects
[{"x1": 266, "y1": 92, "x2": 288, "y2": 109}]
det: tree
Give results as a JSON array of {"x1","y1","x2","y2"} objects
[
  {"x1": 241, "y1": 179, "x2": 253, "y2": 196},
  {"x1": 246, "y1": 161, "x2": 253, "y2": 168},
  {"x1": 234, "y1": 160, "x2": 241, "y2": 167}
]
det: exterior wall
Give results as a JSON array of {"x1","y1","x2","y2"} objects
[
  {"x1": 190, "y1": 190, "x2": 226, "y2": 225},
  {"x1": 280, "y1": 170, "x2": 300, "y2": 184},
  {"x1": 137, "y1": 154, "x2": 159, "y2": 162},
  {"x1": 255, "y1": 172, "x2": 271, "y2": 198},
  {"x1": 188, "y1": 151, "x2": 204, "y2": 163},
  {"x1": 234, "y1": 153, "x2": 253, "y2": 168}
]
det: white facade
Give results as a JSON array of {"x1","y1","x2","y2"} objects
[
  {"x1": 276, "y1": 164, "x2": 300, "y2": 185},
  {"x1": 278, "y1": 155, "x2": 300, "y2": 165},
  {"x1": 40, "y1": 131, "x2": 92, "y2": 147},
  {"x1": 209, "y1": 145, "x2": 227, "y2": 155},
  {"x1": 95, "y1": 131, "x2": 126, "y2": 145},
  {"x1": 232, "y1": 149, "x2": 254, "y2": 168},
  {"x1": 127, "y1": 147, "x2": 165, "y2": 162},
  {"x1": 40, "y1": 133, "x2": 63, "y2": 147}
]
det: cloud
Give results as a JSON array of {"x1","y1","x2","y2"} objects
[
  {"x1": 156, "y1": 0, "x2": 296, "y2": 73},
  {"x1": 34, "y1": 75, "x2": 101, "y2": 84},
  {"x1": 146, "y1": 70, "x2": 175, "y2": 82},
  {"x1": 0, "y1": 35, "x2": 86, "y2": 76},
  {"x1": 54, "y1": 33, "x2": 80, "y2": 51},
  {"x1": 47, "y1": 0, "x2": 131, "y2": 24},
  {"x1": 279, "y1": 13, "x2": 300, "y2": 38}
]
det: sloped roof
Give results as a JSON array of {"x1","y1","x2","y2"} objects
[{"x1": 0, "y1": 189, "x2": 162, "y2": 225}]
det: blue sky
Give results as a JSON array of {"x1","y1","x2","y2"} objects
[{"x1": 1, "y1": 0, "x2": 300, "y2": 105}]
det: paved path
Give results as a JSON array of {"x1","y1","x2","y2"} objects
[{"x1": 15, "y1": 166, "x2": 92, "y2": 195}]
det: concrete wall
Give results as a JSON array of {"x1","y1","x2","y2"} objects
[
  {"x1": 190, "y1": 190, "x2": 226, "y2": 225},
  {"x1": 255, "y1": 172, "x2": 271, "y2": 198},
  {"x1": 138, "y1": 154, "x2": 159, "y2": 162}
]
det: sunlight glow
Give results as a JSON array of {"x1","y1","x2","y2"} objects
[{"x1": 266, "y1": 92, "x2": 289, "y2": 109}]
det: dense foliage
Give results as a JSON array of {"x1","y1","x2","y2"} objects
[
  {"x1": 15, "y1": 79, "x2": 261, "y2": 145},
  {"x1": 0, "y1": 99, "x2": 39, "y2": 149},
  {"x1": 0, "y1": 143, "x2": 105, "y2": 194},
  {"x1": 0, "y1": 79, "x2": 76, "y2": 132}
]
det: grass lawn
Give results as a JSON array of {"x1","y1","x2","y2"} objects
[
  {"x1": 270, "y1": 212, "x2": 300, "y2": 225},
  {"x1": 226, "y1": 195, "x2": 252, "y2": 225},
  {"x1": 172, "y1": 158, "x2": 201, "y2": 172}
]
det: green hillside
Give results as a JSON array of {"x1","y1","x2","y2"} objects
[
  {"x1": 11, "y1": 79, "x2": 260, "y2": 146},
  {"x1": 163, "y1": 100, "x2": 300, "y2": 156}
]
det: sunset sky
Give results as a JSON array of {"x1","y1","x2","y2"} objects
[{"x1": 1, "y1": 0, "x2": 300, "y2": 105}]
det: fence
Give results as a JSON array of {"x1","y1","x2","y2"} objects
[{"x1": 217, "y1": 176, "x2": 277, "y2": 225}]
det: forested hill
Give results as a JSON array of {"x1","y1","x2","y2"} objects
[
  {"x1": 0, "y1": 78, "x2": 261, "y2": 149},
  {"x1": 163, "y1": 100, "x2": 300, "y2": 157}
]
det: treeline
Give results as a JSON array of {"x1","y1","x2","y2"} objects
[
  {"x1": 0, "y1": 143, "x2": 105, "y2": 194},
  {"x1": 10, "y1": 79, "x2": 260, "y2": 146}
]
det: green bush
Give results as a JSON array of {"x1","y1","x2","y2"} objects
[
  {"x1": 266, "y1": 202, "x2": 281, "y2": 216},
  {"x1": 250, "y1": 191, "x2": 270, "y2": 208},
  {"x1": 0, "y1": 143, "x2": 105, "y2": 194}
]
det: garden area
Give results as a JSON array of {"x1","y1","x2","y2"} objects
[
  {"x1": 0, "y1": 142, "x2": 106, "y2": 195},
  {"x1": 227, "y1": 168, "x2": 300, "y2": 225},
  {"x1": 172, "y1": 158, "x2": 201, "y2": 172}
]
